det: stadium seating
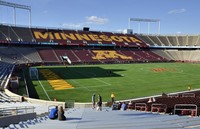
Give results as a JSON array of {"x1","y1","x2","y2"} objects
[
  {"x1": 90, "y1": 31, "x2": 113, "y2": 45},
  {"x1": 3, "y1": 24, "x2": 200, "y2": 63},
  {"x1": 2, "y1": 24, "x2": 200, "y2": 63},
  {"x1": 152, "y1": 50, "x2": 200, "y2": 62},
  {"x1": 14, "y1": 47, "x2": 42, "y2": 63},
  {"x1": 8, "y1": 47, "x2": 164, "y2": 64},
  {"x1": 0, "y1": 26, "x2": 8, "y2": 42},
  {"x1": 54, "y1": 48, "x2": 80, "y2": 62},
  {"x1": 11, "y1": 26, "x2": 33, "y2": 42},
  {"x1": 36, "y1": 47, "x2": 59, "y2": 62},
  {"x1": 137, "y1": 35, "x2": 156, "y2": 46},
  {"x1": 0, "y1": 47, "x2": 29, "y2": 64},
  {"x1": 73, "y1": 49, "x2": 98, "y2": 63},
  {"x1": 137, "y1": 34, "x2": 200, "y2": 47},
  {"x1": 124, "y1": 90, "x2": 200, "y2": 116},
  {"x1": 165, "y1": 36, "x2": 179, "y2": 46},
  {"x1": 0, "y1": 25, "x2": 11, "y2": 41},
  {"x1": 62, "y1": 29, "x2": 81, "y2": 45},
  {"x1": 77, "y1": 30, "x2": 99, "y2": 45},
  {"x1": 0, "y1": 25, "x2": 18, "y2": 42},
  {"x1": 188, "y1": 36, "x2": 199, "y2": 46},
  {"x1": 146, "y1": 35, "x2": 165, "y2": 46}
]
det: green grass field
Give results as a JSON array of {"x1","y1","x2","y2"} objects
[{"x1": 30, "y1": 63, "x2": 200, "y2": 102}]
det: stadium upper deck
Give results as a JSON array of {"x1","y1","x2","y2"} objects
[
  {"x1": 1, "y1": 24, "x2": 200, "y2": 47},
  {"x1": 0, "y1": 24, "x2": 147, "y2": 47}
]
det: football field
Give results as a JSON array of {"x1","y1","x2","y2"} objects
[{"x1": 30, "y1": 63, "x2": 200, "y2": 102}]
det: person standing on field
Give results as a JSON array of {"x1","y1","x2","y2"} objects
[
  {"x1": 111, "y1": 92, "x2": 115, "y2": 103},
  {"x1": 188, "y1": 85, "x2": 191, "y2": 91},
  {"x1": 97, "y1": 94, "x2": 102, "y2": 111},
  {"x1": 92, "y1": 93, "x2": 96, "y2": 109}
]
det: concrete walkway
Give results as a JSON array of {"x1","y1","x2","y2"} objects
[{"x1": 3, "y1": 107, "x2": 200, "y2": 129}]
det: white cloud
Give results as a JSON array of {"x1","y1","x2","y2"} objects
[
  {"x1": 60, "y1": 16, "x2": 109, "y2": 29},
  {"x1": 168, "y1": 8, "x2": 186, "y2": 14},
  {"x1": 61, "y1": 23, "x2": 82, "y2": 28},
  {"x1": 86, "y1": 16, "x2": 108, "y2": 24}
]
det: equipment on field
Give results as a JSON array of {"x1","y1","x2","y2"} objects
[{"x1": 29, "y1": 67, "x2": 38, "y2": 79}]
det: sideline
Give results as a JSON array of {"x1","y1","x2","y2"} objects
[{"x1": 38, "y1": 79, "x2": 51, "y2": 101}]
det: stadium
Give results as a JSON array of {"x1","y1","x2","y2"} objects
[{"x1": 1, "y1": 0, "x2": 200, "y2": 128}]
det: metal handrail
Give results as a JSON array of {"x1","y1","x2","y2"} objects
[
  {"x1": 135, "y1": 103, "x2": 147, "y2": 111},
  {"x1": 0, "y1": 106, "x2": 35, "y2": 117},
  {"x1": 151, "y1": 103, "x2": 167, "y2": 113},
  {"x1": 174, "y1": 104, "x2": 197, "y2": 116}
]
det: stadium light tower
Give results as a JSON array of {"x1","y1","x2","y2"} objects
[
  {"x1": 0, "y1": 0, "x2": 31, "y2": 27},
  {"x1": 129, "y1": 18, "x2": 160, "y2": 34}
]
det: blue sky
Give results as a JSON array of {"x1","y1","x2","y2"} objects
[{"x1": 0, "y1": 0, "x2": 200, "y2": 34}]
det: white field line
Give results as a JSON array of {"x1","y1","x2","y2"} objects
[
  {"x1": 74, "y1": 71, "x2": 111, "y2": 86},
  {"x1": 66, "y1": 70, "x2": 111, "y2": 91},
  {"x1": 38, "y1": 79, "x2": 51, "y2": 101},
  {"x1": 38, "y1": 68, "x2": 111, "y2": 92},
  {"x1": 72, "y1": 80, "x2": 91, "y2": 91},
  {"x1": 71, "y1": 79, "x2": 110, "y2": 88}
]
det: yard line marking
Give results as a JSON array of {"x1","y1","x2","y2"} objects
[
  {"x1": 72, "y1": 80, "x2": 91, "y2": 91},
  {"x1": 69, "y1": 68, "x2": 111, "y2": 86},
  {"x1": 37, "y1": 79, "x2": 51, "y2": 101},
  {"x1": 71, "y1": 79, "x2": 110, "y2": 87}
]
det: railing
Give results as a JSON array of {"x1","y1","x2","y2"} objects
[
  {"x1": 0, "y1": 106, "x2": 35, "y2": 117},
  {"x1": 182, "y1": 93, "x2": 195, "y2": 97},
  {"x1": 135, "y1": 103, "x2": 147, "y2": 111},
  {"x1": 168, "y1": 94, "x2": 179, "y2": 98},
  {"x1": 174, "y1": 104, "x2": 198, "y2": 116},
  {"x1": 151, "y1": 103, "x2": 167, "y2": 113}
]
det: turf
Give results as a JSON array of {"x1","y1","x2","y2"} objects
[{"x1": 30, "y1": 63, "x2": 200, "y2": 102}]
